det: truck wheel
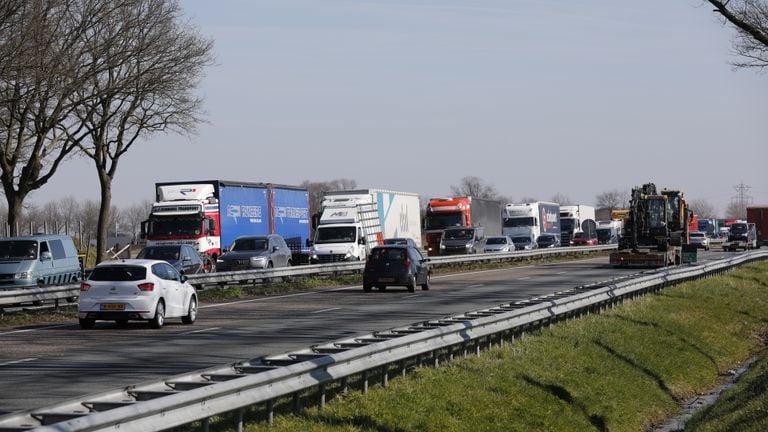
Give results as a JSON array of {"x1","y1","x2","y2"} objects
[
  {"x1": 407, "y1": 275, "x2": 416, "y2": 293},
  {"x1": 363, "y1": 284, "x2": 372, "y2": 292}
]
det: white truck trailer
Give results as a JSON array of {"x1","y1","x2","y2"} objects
[
  {"x1": 502, "y1": 202, "x2": 561, "y2": 244},
  {"x1": 309, "y1": 189, "x2": 421, "y2": 263}
]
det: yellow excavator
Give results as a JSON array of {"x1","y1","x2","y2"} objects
[{"x1": 609, "y1": 183, "x2": 692, "y2": 268}]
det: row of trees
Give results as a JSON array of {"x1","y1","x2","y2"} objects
[{"x1": 1, "y1": 0, "x2": 213, "y2": 262}]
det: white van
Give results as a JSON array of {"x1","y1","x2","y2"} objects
[{"x1": 0, "y1": 235, "x2": 82, "y2": 287}]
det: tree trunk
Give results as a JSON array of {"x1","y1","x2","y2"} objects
[
  {"x1": 4, "y1": 192, "x2": 27, "y2": 237},
  {"x1": 95, "y1": 171, "x2": 113, "y2": 264}
]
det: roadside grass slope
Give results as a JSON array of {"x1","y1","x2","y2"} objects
[{"x1": 239, "y1": 263, "x2": 768, "y2": 432}]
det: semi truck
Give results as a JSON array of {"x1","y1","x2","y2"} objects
[
  {"x1": 141, "y1": 180, "x2": 310, "y2": 270},
  {"x1": 502, "y1": 202, "x2": 561, "y2": 245},
  {"x1": 747, "y1": 206, "x2": 768, "y2": 247},
  {"x1": 559, "y1": 205, "x2": 596, "y2": 246},
  {"x1": 422, "y1": 197, "x2": 503, "y2": 256},
  {"x1": 610, "y1": 183, "x2": 691, "y2": 268},
  {"x1": 309, "y1": 189, "x2": 421, "y2": 263}
]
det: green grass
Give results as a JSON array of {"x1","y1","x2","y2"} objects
[{"x1": 239, "y1": 263, "x2": 768, "y2": 432}]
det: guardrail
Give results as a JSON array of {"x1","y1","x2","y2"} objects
[
  {"x1": 1, "y1": 249, "x2": 764, "y2": 432},
  {"x1": 0, "y1": 245, "x2": 616, "y2": 310}
]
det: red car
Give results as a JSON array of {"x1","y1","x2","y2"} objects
[{"x1": 570, "y1": 231, "x2": 598, "y2": 246}]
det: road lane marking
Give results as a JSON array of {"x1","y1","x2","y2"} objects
[
  {"x1": 518, "y1": 277, "x2": 531, "y2": 280},
  {"x1": 0, "y1": 357, "x2": 37, "y2": 367},
  {"x1": 468, "y1": 284, "x2": 485, "y2": 288},
  {"x1": 557, "y1": 271, "x2": 567, "y2": 275},
  {"x1": 311, "y1": 307, "x2": 341, "y2": 314},
  {"x1": 403, "y1": 294, "x2": 422, "y2": 299},
  {"x1": 181, "y1": 327, "x2": 221, "y2": 335},
  {"x1": 0, "y1": 324, "x2": 71, "y2": 336}
]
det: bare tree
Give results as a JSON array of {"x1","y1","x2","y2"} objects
[
  {"x1": 72, "y1": 0, "x2": 213, "y2": 263},
  {"x1": 450, "y1": 176, "x2": 500, "y2": 199},
  {"x1": 301, "y1": 178, "x2": 358, "y2": 218},
  {"x1": 122, "y1": 199, "x2": 153, "y2": 243},
  {"x1": 518, "y1": 196, "x2": 538, "y2": 203},
  {"x1": 725, "y1": 201, "x2": 748, "y2": 219},
  {"x1": 595, "y1": 189, "x2": 629, "y2": 210},
  {"x1": 0, "y1": 0, "x2": 131, "y2": 236},
  {"x1": 688, "y1": 198, "x2": 719, "y2": 219},
  {"x1": 708, "y1": 0, "x2": 768, "y2": 70},
  {"x1": 551, "y1": 193, "x2": 571, "y2": 205}
]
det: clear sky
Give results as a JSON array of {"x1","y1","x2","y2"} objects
[{"x1": 32, "y1": 0, "x2": 767, "y2": 215}]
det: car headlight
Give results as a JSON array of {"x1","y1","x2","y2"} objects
[
  {"x1": 440, "y1": 244, "x2": 446, "y2": 249},
  {"x1": 250, "y1": 256, "x2": 266, "y2": 263},
  {"x1": 15, "y1": 271, "x2": 31, "y2": 280}
]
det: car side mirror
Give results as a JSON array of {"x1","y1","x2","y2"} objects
[
  {"x1": 40, "y1": 251, "x2": 52, "y2": 261},
  {"x1": 359, "y1": 237, "x2": 366, "y2": 245},
  {"x1": 273, "y1": 246, "x2": 279, "y2": 252},
  {"x1": 180, "y1": 274, "x2": 188, "y2": 283},
  {"x1": 222, "y1": 248, "x2": 229, "y2": 253}
]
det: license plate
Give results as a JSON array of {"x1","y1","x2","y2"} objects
[
  {"x1": 100, "y1": 303, "x2": 125, "y2": 311},
  {"x1": 378, "y1": 277, "x2": 395, "y2": 283}
]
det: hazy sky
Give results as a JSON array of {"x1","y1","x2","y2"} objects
[{"x1": 31, "y1": 0, "x2": 767, "y2": 215}]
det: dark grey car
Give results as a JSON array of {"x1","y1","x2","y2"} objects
[
  {"x1": 136, "y1": 244, "x2": 207, "y2": 274},
  {"x1": 363, "y1": 245, "x2": 430, "y2": 293},
  {"x1": 216, "y1": 234, "x2": 292, "y2": 271}
]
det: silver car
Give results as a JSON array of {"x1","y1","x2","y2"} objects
[
  {"x1": 216, "y1": 234, "x2": 293, "y2": 271},
  {"x1": 484, "y1": 236, "x2": 515, "y2": 253}
]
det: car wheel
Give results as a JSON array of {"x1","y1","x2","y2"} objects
[
  {"x1": 149, "y1": 301, "x2": 165, "y2": 329},
  {"x1": 407, "y1": 275, "x2": 416, "y2": 293},
  {"x1": 363, "y1": 284, "x2": 372, "y2": 292},
  {"x1": 267, "y1": 262, "x2": 273, "y2": 269},
  {"x1": 377, "y1": 285, "x2": 386, "y2": 291},
  {"x1": 79, "y1": 318, "x2": 95, "y2": 329},
  {"x1": 115, "y1": 319, "x2": 128, "y2": 327},
  {"x1": 287, "y1": 259, "x2": 292, "y2": 267},
  {"x1": 202, "y1": 256, "x2": 216, "y2": 273},
  {"x1": 182, "y1": 296, "x2": 197, "y2": 324},
  {"x1": 421, "y1": 272, "x2": 431, "y2": 291}
]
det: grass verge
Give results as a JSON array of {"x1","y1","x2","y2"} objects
[{"x1": 236, "y1": 262, "x2": 768, "y2": 432}]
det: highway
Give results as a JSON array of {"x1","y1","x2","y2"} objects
[{"x1": 0, "y1": 250, "x2": 733, "y2": 414}]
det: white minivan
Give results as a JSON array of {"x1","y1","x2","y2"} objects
[{"x1": 0, "y1": 234, "x2": 81, "y2": 287}]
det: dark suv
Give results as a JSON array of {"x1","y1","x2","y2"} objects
[
  {"x1": 216, "y1": 234, "x2": 293, "y2": 271},
  {"x1": 136, "y1": 244, "x2": 207, "y2": 274},
  {"x1": 363, "y1": 245, "x2": 430, "y2": 293}
]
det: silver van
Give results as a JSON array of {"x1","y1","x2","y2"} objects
[{"x1": 0, "y1": 235, "x2": 82, "y2": 287}]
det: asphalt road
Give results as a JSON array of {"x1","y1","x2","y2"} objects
[{"x1": 0, "y1": 250, "x2": 734, "y2": 414}]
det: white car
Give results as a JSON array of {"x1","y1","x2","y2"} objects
[
  {"x1": 689, "y1": 231, "x2": 710, "y2": 251},
  {"x1": 78, "y1": 259, "x2": 198, "y2": 329}
]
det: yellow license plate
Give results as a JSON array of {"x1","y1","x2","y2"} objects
[{"x1": 101, "y1": 303, "x2": 125, "y2": 311}]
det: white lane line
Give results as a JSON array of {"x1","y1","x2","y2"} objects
[
  {"x1": 311, "y1": 307, "x2": 341, "y2": 314},
  {"x1": 403, "y1": 294, "x2": 422, "y2": 299},
  {"x1": 200, "y1": 290, "x2": 320, "y2": 308},
  {"x1": 0, "y1": 324, "x2": 71, "y2": 336},
  {"x1": 556, "y1": 271, "x2": 567, "y2": 275},
  {"x1": 181, "y1": 327, "x2": 221, "y2": 335},
  {"x1": 0, "y1": 357, "x2": 37, "y2": 367},
  {"x1": 517, "y1": 277, "x2": 531, "y2": 280},
  {"x1": 467, "y1": 284, "x2": 485, "y2": 288}
]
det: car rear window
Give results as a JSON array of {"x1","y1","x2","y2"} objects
[
  {"x1": 370, "y1": 248, "x2": 407, "y2": 261},
  {"x1": 89, "y1": 265, "x2": 147, "y2": 281}
]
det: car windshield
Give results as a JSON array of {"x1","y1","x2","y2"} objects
[
  {"x1": 137, "y1": 246, "x2": 180, "y2": 261},
  {"x1": 513, "y1": 237, "x2": 530, "y2": 244},
  {"x1": 730, "y1": 223, "x2": 748, "y2": 234},
  {"x1": 89, "y1": 265, "x2": 147, "y2": 281},
  {"x1": 231, "y1": 238, "x2": 268, "y2": 251},
  {"x1": 0, "y1": 240, "x2": 38, "y2": 260},
  {"x1": 596, "y1": 229, "x2": 611, "y2": 240},
  {"x1": 369, "y1": 247, "x2": 407, "y2": 261},
  {"x1": 384, "y1": 238, "x2": 408, "y2": 245},
  {"x1": 538, "y1": 236, "x2": 553, "y2": 242},
  {"x1": 690, "y1": 232, "x2": 705, "y2": 238},
  {"x1": 486, "y1": 237, "x2": 507, "y2": 245},
  {"x1": 503, "y1": 217, "x2": 534, "y2": 228},
  {"x1": 443, "y1": 229, "x2": 474, "y2": 240},
  {"x1": 315, "y1": 226, "x2": 356, "y2": 244}
]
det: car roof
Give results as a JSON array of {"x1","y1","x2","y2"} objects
[
  {"x1": 95, "y1": 259, "x2": 166, "y2": 267},
  {"x1": 372, "y1": 244, "x2": 409, "y2": 249}
]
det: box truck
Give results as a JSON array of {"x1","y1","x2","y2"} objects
[
  {"x1": 503, "y1": 202, "x2": 561, "y2": 245},
  {"x1": 141, "y1": 181, "x2": 310, "y2": 270},
  {"x1": 747, "y1": 206, "x2": 768, "y2": 247},
  {"x1": 309, "y1": 189, "x2": 421, "y2": 263}
]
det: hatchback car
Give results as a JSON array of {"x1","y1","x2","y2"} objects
[
  {"x1": 217, "y1": 234, "x2": 293, "y2": 271},
  {"x1": 136, "y1": 244, "x2": 207, "y2": 274},
  {"x1": 512, "y1": 236, "x2": 537, "y2": 250},
  {"x1": 689, "y1": 231, "x2": 710, "y2": 250},
  {"x1": 484, "y1": 236, "x2": 515, "y2": 253},
  {"x1": 78, "y1": 259, "x2": 197, "y2": 329},
  {"x1": 363, "y1": 245, "x2": 430, "y2": 293},
  {"x1": 536, "y1": 234, "x2": 560, "y2": 248},
  {"x1": 570, "y1": 231, "x2": 598, "y2": 246}
]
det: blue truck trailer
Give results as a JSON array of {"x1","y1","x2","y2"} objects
[{"x1": 143, "y1": 180, "x2": 310, "y2": 265}]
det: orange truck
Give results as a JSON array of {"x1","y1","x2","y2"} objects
[{"x1": 422, "y1": 197, "x2": 503, "y2": 256}]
